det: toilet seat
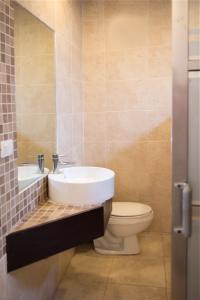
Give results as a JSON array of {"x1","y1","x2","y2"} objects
[{"x1": 111, "y1": 202, "x2": 153, "y2": 218}]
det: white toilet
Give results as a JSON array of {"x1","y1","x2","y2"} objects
[{"x1": 94, "y1": 202, "x2": 154, "y2": 255}]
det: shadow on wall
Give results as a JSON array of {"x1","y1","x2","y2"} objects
[
  {"x1": 5, "y1": 249, "x2": 74, "y2": 299},
  {"x1": 16, "y1": 133, "x2": 56, "y2": 169},
  {"x1": 85, "y1": 118, "x2": 171, "y2": 233}
]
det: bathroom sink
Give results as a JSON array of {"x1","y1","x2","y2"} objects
[{"x1": 48, "y1": 166, "x2": 115, "y2": 206}]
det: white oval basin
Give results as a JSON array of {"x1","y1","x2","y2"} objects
[{"x1": 48, "y1": 166, "x2": 115, "y2": 206}]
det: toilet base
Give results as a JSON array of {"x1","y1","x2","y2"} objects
[{"x1": 94, "y1": 235, "x2": 140, "y2": 255}]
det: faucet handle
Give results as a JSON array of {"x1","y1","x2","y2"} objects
[
  {"x1": 52, "y1": 154, "x2": 75, "y2": 173},
  {"x1": 52, "y1": 154, "x2": 67, "y2": 160},
  {"x1": 37, "y1": 154, "x2": 45, "y2": 173},
  {"x1": 53, "y1": 154, "x2": 74, "y2": 164}
]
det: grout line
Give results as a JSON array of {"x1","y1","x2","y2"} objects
[{"x1": 105, "y1": 281, "x2": 167, "y2": 290}]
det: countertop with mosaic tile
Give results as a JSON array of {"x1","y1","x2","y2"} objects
[{"x1": 13, "y1": 201, "x2": 99, "y2": 232}]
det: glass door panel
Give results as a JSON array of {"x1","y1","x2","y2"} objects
[
  {"x1": 187, "y1": 71, "x2": 200, "y2": 300},
  {"x1": 188, "y1": 71, "x2": 200, "y2": 205},
  {"x1": 189, "y1": 0, "x2": 200, "y2": 62}
]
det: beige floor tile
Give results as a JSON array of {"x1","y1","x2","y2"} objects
[
  {"x1": 54, "y1": 277, "x2": 106, "y2": 300},
  {"x1": 166, "y1": 288, "x2": 171, "y2": 300},
  {"x1": 76, "y1": 242, "x2": 107, "y2": 258},
  {"x1": 162, "y1": 234, "x2": 171, "y2": 257},
  {"x1": 65, "y1": 254, "x2": 113, "y2": 283},
  {"x1": 164, "y1": 257, "x2": 171, "y2": 289},
  {"x1": 104, "y1": 283, "x2": 167, "y2": 300},
  {"x1": 139, "y1": 233, "x2": 164, "y2": 257},
  {"x1": 109, "y1": 256, "x2": 166, "y2": 288}
]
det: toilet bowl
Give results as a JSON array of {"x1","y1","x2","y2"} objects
[{"x1": 94, "y1": 202, "x2": 154, "y2": 255}]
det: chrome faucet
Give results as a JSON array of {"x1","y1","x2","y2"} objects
[
  {"x1": 52, "y1": 154, "x2": 74, "y2": 173},
  {"x1": 37, "y1": 154, "x2": 45, "y2": 173},
  {"x1": 52, "y1": 154, "x2": 59, "y2": 173}
]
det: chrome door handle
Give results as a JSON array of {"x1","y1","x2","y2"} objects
[{"x1": 174, "y1": 182, "x2": 192, "y2": 238}]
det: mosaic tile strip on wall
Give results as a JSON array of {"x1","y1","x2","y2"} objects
[
  {"x1": 0, "y1": 0, "x2": 18, "y2": 259},
  {"x1": 0, "y1": 0, "x2": 48, "y2": 260}
]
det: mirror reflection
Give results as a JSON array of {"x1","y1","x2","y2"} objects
[{"x1": 14, "y1": 3, "x2": 55, "y2": 191}]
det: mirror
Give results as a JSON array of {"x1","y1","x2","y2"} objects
[{"x1": 14, "y1": 3, "x2": 56, "y2": 191}]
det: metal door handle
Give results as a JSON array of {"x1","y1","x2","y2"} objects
[{"x1": 174, "y1": 182, "x2": 192, "y2": 237}]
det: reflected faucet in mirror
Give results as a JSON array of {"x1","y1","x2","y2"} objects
[
  {"x1": 37, "y1": 154, "x2": 45, "y2": 174},
  {"x1": 14, "y1": 3, "x2": 56, "y2": 191}
]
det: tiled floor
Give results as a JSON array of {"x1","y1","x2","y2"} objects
[{"x1": 53, "y1": 233, "x2": 171, "y2": 300}]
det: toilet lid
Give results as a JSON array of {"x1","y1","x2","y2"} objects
[{"x1": 111, "y1": 202, "x2": 152, "y2": 217}]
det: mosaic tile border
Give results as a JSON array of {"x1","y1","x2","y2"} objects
[
  {"x1": 0, "y1": 0, "x2": 48, "y2": 260},
  {"x1": 0, "y1": 0, "x2": 18, "y2": 259}
]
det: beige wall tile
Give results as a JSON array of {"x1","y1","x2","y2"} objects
[
  {"x1": 16, "y1": 0, "x2": 55, "y2": 29},
  {"x1": 105, "y1": 0, "x2": 149, "y2": 50},
  {"x1": 106, "y1": 80, "x2": 140, "y2": 111},
  {"x1": 82, "y1": 0, "x2": 104, "y2": 23},
  {"x1": 15, "y1": 8, "x2": 54, "y2": 56},
  {"x1": 71, "y1": 0, "x2": 82, "y2": 48},
  {"x1": 56, "y1": 80, "x2": 72, "y2": 114},
  {"x1": 106, "y1": 77, "x2": 171, "y2": 112},
  {"x1": 19, "y1": 114, "x2": 55, "y2": 142},
  {"x1": 106, "y1": 110, "x2": 167, "y2": 142},
  {"x1": 71, "y1": 45, "x2": 82, "y2": 81},
  {"x1": 149, "y1": 0, "x2": 171, "y2": 30},
  {"x1": 148, "y1": 26, "x2": 171, "y2": 47},
  {"x1": 106, "y1": 48, "x2": 148, "y2": 80},
  {"x1": 83, "y1": 81, "x2": 107, "y2": 112},
  {"x1": 84, "y1": 113, "x2": 107, "y2": 143},
  {"x1": 16, "y1": 84, "x2": 55, "y2": 114},
  {"x1": 56, "y1": 35, "x2": 71, "y2": 81},
  {"x1": 82, "y1": 0, "x2": 171, "y2": 233},
  {"x1": 72, "y1": 80, "x2": 82, "y2": 113},
  {"x1": 72, "y1": 143, "x2": 84, "y2": 165},
  {"x1": 57, "y1": 113, "x2": 73, "y2": 155},
  {"x1": 82, "y1": 20, "x2": 105, "y2": 53},
  {"x1": 54, "y1": 0, "x2": 71, "y2": 38},
  {"x1": 84, "y1": 142, "x2": 107, "y2": 167},
  {"x1": 83, "y1": 51, "x2": 105, "y2": 82},
  {"x1": 148, "y1": 46, "x2": 171, "y2": 78},
  {"x1": 73, "y1": 113, "x2": 83, "y2": 145},
  {"x1": 17, "y1": 54, "x2": 54, "y2": 85}
]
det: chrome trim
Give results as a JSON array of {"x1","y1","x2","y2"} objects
[
  {"x1": 188, "y1": 60, "x2": 200, "y2": 71},
  {"x1": 188, "y1": 70, "x2": 200, "y2": 78},
  {"x1": 174, "y1": 182, "x2": 192, "y2": 237},
  {"x1": 192, "y1": 201, "x2": 200, "y2": 207}
]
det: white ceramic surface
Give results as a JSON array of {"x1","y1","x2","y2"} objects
[
  {"x1": 48, "y1": 166, "x2": 115, "y2": 206},
  {"x1": 94, "y1": 202, "x2": 154, "y2": 255},
  {"x1": 18, "y1": 165, "x2": 49, "y2": 191}
]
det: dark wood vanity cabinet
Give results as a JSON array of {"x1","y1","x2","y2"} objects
[{"x1": 6, "y1": 199, "x2": 112, "y2": 272}]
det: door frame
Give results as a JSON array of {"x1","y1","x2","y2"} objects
[{"x1": 172, "y1": 1, "x2": 189, "y2": 300}]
